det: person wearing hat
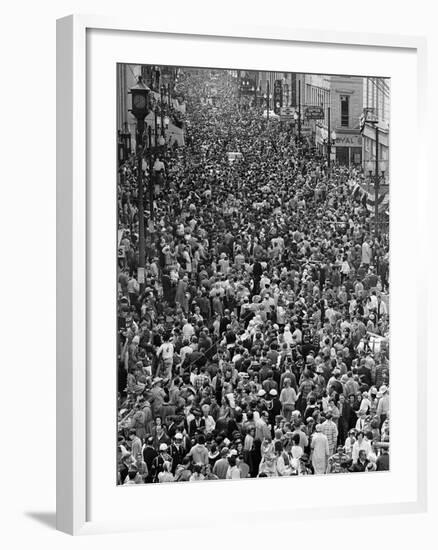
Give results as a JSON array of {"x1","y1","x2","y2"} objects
[
  {"x1": 151, "y1": 443, "x2": 173, "y2": 482},
  {"x1": 169, "y1": 433, "x2": 186, "y2": 475},
  {"x1": 267, "y1": 388, "x2": 282, "y2": 425}
]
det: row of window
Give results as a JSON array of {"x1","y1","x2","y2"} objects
[{"x1": 304, "y1": 84, "x2": 350, "y2": 128}]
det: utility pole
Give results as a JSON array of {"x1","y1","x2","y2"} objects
[
  {"x1": 298, "y1": 79, "x2": 302, "y2": 144},
  {"x1": 375, "y1": 125, "x2": 380, "y2": 238},
  {"x1": 160, "y1": 86, "x2": 165, "y2": 137},
  {"x1": 327, "y1": 106, "x2": 331, "y2": 169},
  {"x1": 148, "y1": 126, "x2": 154, "y2": 221}
]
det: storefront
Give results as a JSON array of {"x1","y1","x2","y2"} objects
[
  {"x1": 362, "y1": 122, "x2": 389, "y2": 179},
  {"x1": 334, "y1": 132, "x2": 362, "y2": 166}
]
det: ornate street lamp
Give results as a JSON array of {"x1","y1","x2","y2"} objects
[
  {"x1": 264, "y1": 81, "x2": 272, "y2": 123},
  {"x1": 128, "y1": 75, "x2": 152, "y2": 286}
]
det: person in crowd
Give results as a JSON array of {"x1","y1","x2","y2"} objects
[{"x1": 311, "y1": 424, "x2": 330, "y2": 475}]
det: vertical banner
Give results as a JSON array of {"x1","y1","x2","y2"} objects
[{"x1": 274, "y1": 80, "x2": 283, "y2": 114}]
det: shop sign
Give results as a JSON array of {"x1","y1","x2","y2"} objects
[
  {"x1": 335, "y1": 134, "x2": 362, "y2": 147},
  {"x1": 304, "y1": 105, "x2": 325, "y2": 119}
]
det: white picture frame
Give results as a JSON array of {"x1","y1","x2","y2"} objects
[{"x1": 56, "y1": 15, "x2": 428, "y2": 535}]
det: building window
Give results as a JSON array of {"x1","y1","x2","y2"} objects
[{"x1": 340, "y1": 94, "x2": 349, "y2": 127}]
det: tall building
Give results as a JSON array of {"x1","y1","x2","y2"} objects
[
  {"x1": 328, "y1": 75, "x2": 363, "y2": 166},
  {"x1": 362, "y1": 77, "x2": 390, "y2": 180}
]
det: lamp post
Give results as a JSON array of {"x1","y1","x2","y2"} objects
[
  {"x1": 298, "y1": 79, "x2": 302, "y2": 144},
  {"x1": 147, "y1": 126, "x2": 154, "y2": 223},
  {"x1": 160, "y1": 85, "x2": 166, "y2": 138},
  {"x1": 375, "y1": 126, "x2": 380, "y2": 237},
  {"x1": 327, "y1": 106, "x2": 337, "y2": 169},
  {"x1": 293, "y1": 111, "x2": 300, "y2": 154},
  {"x1": 362, "y1": 108, "x2": 382, "y2": 239},
  {"x1": 264, "y1": 81, "x2": 271, "y2": 124},
  {"x1": 327, "y1": 105, "x2": 331, "y2": 168},
  {"x1": 128, "y1": 75, "x2": 151, "y2": 289}
]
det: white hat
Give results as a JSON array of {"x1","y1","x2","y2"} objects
[
  {"x1": 159, "y1": 443, "x2": 168, "y2": 451},
  {"x1": 379, "y1": 385, "x2": 388, "y2": 394},
  {"x1": 257, "y1": 389, "x2": 266, "y2": 397},
  {"x1": 269, "y1": 389, "x2": 278, "y2": 397},
  {"x1": 174, "y1": 433, "x2": 183, "y2": 440}
]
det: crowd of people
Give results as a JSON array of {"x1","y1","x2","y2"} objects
[{"x1": 117, "y1": 68, "x2": 390, "y2": 485}]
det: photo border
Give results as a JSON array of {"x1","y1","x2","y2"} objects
[{"x1": 56, "y1": 15, "x2": 427, "y2": 535}]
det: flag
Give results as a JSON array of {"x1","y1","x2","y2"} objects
[{"x1": 365, "y1": 191, "x2": 389, "y2": 213}]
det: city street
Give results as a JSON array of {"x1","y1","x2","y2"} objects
[{"x1": 116, "y1": 66, "x2": 390, "y2": 484}]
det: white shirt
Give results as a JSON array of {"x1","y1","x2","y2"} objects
[
  {"x1": 182, "y1": 323, "x2": 195, "y2": 340},
  {"x1": 355, "y1": 417, "x2": 367, "y2": 432},
  {"x1": 157, "y1": 342, "x2": 174, "y2": 360},
  {"x1": 203, "y1": 415, "x2": 216, "y2": 433},
  {"x1": 352, "y1": 439, "x2": 372, "y2": 463}
]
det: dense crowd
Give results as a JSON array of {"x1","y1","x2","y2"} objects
[{"x1": 117, "y1": 69, "x2": 390, "y2": 485}]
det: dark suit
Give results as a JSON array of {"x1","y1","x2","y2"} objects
[
  {"x1": 338, "y1": 401, "x2": 352, "y2": 444},
  {"x1": 188, "y1": 418, "x2": 203, "y2": 437},
  {"x1": 349, "y1": 458, "x2": 369, "y2": 473},
  {"x1": 357, "y1": 366, "x2": 372, "y2": 388}
]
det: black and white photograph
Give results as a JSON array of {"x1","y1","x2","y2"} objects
[{"x1": 116, "y1": 64, "x2": 390, "y2": 485}]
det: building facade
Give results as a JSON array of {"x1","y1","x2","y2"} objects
[
  {"x1": 327, "y1": 75, "x2": 363, "y2": 166},
  {"x1": 362, "y1": 77, "x2": 390, "y2": 181}
]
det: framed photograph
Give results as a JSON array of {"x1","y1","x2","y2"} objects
[{"x1": 57, "y1": 15, "x2": 428, "y2": 535}]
